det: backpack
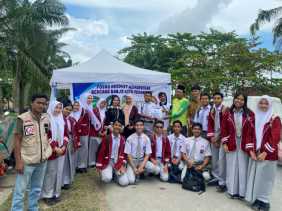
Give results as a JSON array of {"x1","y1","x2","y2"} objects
[{"x1": 182, "y1": 167, "x2": 206, "y2": 192}]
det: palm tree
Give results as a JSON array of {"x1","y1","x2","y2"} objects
[
  {"x1": 0, "y1": 0, "x2": 71, "y2": 112},
  {"x1": 250, "y1": 6, "x2": 282, "y2": 48}
]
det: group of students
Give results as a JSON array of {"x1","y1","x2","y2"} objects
[{"x1": 11, "y1": 86, "x2": 281, "y2": 211}]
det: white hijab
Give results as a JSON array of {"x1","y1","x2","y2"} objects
[
  {"x1": 70, "y1": 101, "x2": 82, "y2": 121},
  {"x1": 47, "y1": 100, "x2": 65, "y2": 146},
  {"x1": 97, "y1": 98, "x2": 106, "y2": 123},
  {"x1": 255, "y1": 95, "x2": 273, "y2": 150},
  {"x1": 80, "y1": 93, "x2": 101, "y2": 130}
]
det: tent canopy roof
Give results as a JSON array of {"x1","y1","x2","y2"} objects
[{"x1": 50, "y1": 50, "x2": 171, "y2": 85}]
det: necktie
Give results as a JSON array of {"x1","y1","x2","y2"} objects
[
  {"x1": 172, "y1": 137, "x2": 178, "y2": 158},
  {"x1": 189, "y1": 138, "x2": 197, "y2": 160},
  {"x1": 136, "y1": 136, "x2": 142, "y2": 160},
  {"x1": 113, "y1": 137, "x2": 119, "y2": 163},
  {"x1": 215, "y1": 108, "x2": 220, "y2": 135}
]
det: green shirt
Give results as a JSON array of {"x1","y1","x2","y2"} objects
[{"x1": 171, "y1": 97, "x2": 189, "y2": 126}]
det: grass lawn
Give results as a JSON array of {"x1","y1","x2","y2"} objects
[{"x1": 0, "y1": 168, "x2": 107, "y2": 211}]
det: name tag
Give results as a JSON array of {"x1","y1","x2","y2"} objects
[{"x1": 24, "y1": 125, "x2": 35, "y2": 136}]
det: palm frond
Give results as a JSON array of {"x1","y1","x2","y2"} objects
[{"x1": 250, "y1": 6, "x2": 282, "y2": 35}]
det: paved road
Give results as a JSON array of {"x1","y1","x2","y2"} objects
[{"x1": 104, "y1": 167, "x2": 282, "y2": 211}]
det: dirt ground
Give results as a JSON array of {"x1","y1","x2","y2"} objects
[{"x1": 0, "y1": 169, "x2": 107, "y2": 211}]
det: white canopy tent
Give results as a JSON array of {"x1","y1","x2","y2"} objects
[
  {"x1": 50, "y1": 50, "x2": 171, "y2": 88},
  {"x1": 50, "y1": 50, "x2": 171, "y2": 101}
]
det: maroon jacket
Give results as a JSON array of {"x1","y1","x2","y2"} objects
[
  {"x1": 76, "y1": 108, "x2": 90, "y2": 136},
  {"x1": 47, "y1": 126, "x2": 69, "y2": 160},
  {"x1": 96, "y1": 134, "x2": 127, "y2": 170},
  {"x1": 207, "y1": 105, "x2": 229, "y2": 141},
  {"x1": 64, "y1": 116, "x2": 81, "y2": 151},
  {"x1": 221, "y1": 110, "x2": 256, "y2": 153},
  {"x1": 89, "y1": 108, "x2": 105, "y2": 137},
  {"x1": 150, "y1": 135, "x2": 171, "y2": 164},
  {"x1": 256, "y1": 115, "x2": 281, "y2": 161}
]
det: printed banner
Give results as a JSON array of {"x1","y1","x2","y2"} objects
[{"x1": 72, "y1": 82, "x2": 171, "y2": 108}]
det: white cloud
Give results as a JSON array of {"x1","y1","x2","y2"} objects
[
  {"x1": 60, "y1": 14, "x2": 109, "y2": 62},
  {"x1": 158, "y1": 0, "x2": 281, "y2": 35},
  {"x1": 62, "y1": 0, "x2": 194, "y2": 11},
  {"x1": 208, "y1": 0, "x2": 281, "y2": 34}
]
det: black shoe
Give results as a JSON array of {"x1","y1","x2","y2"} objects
[
  {"x1": 227, "y1": 194, "x2": 239, "y2": 199},
  {"x1": 54, "y1": 196, "x2": 61, "y2": 203},
  {"x1": 43, "y1": 198, "x2": 56, "y2": 206},
  {"x1": 89, "y1": 165, "x2": 96, "y2": 168},
  {"x1": 83, "y1": 168, "x2": 88, "y2": 173},
  {"x1": 251, "y1": 200, "x2": 261, "y2": 211},
  {"x1": 259, "y1": 201, "x2": 270, "y2": 211},
  {"x1": 207, "y1": 178, "x2": 218, "y2": 186},
  {"x1": 216, "y1": 185, "x2": 227, "y2": 193},
  {"x1": 62, "y1": 184, "x2": 71, "y2": 190},
  {"x1": 76, "y1": 168, "x2": 83, "y2": 174}
]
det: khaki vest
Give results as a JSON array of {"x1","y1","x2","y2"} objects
[{"x1": 18, "y1": 112, "x2": 52, "y2": 164}]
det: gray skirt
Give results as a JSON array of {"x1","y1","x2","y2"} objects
[
  {"x1": 245, "y1": 159, "x2": 277, "y2": 203},
  {"x1": 77, "y1": 136, "x2": 89, "y2": 169}
]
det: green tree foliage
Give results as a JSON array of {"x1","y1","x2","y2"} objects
[
  {"x1": 119, "y1": 30, "x2": 282, "y2": 98},
  {"x1": 0, "y1": 0, "x2": 72, "y2": 113}
]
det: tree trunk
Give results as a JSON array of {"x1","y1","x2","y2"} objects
[
  {"x1": 14, "y1": 55, "x2": 25, "y2": 113},
  {"x1": 0, "y1": 84, "x2": 3, "y2": 115}
]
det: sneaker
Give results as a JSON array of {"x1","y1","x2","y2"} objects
[{"x1": 216, "y1": 185, "x2": 227, "y2": 193}]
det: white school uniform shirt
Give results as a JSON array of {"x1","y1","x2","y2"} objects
[
  {"x1": 181, "y1": 136, "x2": 211, "y2": 163},
  {"x1": 124, "y1": 133, "x2": 152, "y2": 158},
  {"x1": 140, "y1": 102, "x2": 155, "y2": 118},
  {"x1": 168, "y1": 133, "x2": 186, "y2": 159},
  {"x1": 156, "y1": 135, "x2": 163, "y2": 158},
  {"x1": 111, "y1": 134, "x2": 120, "y2": 161},
  {"x1": 194, "y1": 104, "x2": 211, "y2": 132}
]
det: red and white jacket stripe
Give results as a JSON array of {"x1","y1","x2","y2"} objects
[
  {"x1": 257, "y1": 115, "x2": 281, "y2": 161},
  {"x1": 96, "y1": 134, "x2": 127, "y2": 170},
  {"x1": 89, "y1": 108, "x2": 105, "y2": 137},
  {"x1": 207, "y1": 105, "x2": 229, "y2": 140},
  {"x1": 76, "y1": 108, "x2": 90, "y2": 137},
  {"x1": 64, "y1": 116, "x2": 81, "y2": 151},
  {"x1": 221, "y1": 110, "x2": 256, "y2": 153},
  {"x1": 47, "y1": 126, "x2": 69, "y2": 160},
  {"x1": 150, "y1": 135, "x2": 171, "y2": 164}
]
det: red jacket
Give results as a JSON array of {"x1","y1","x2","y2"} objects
[
  {"x1": 150, "y1": 135, "x2": 171, "y2": 164},
  {"x1": 207, "y1": 105, "x2": 229, "y2": 141},
  {"x1": 221, "y1": 110, "x2": 256, "y2": 153},
  {"x1": 96, "y1": 134, "x2": 127, "y2": 170},
  {"x1": 64, "y1": 116, "x2": 81, "y2": 151},
  {"x1": 89, "y1": 108, "x2": 105, "y2": 137},
  {"x1": 76, "y1": 108, "x2": 90, "y2": 136},
  {"x1": 47, "y1": 126, "x2": 69, "y2": 160},
  {"x1": 257, "y1": 115, "x2": 281, "y2": 161}
]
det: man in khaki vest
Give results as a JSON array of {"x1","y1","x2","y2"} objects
[{"x1": 11, "y1": 94, "x2": 52, "y2": 211}]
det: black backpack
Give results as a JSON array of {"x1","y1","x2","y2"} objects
[{"x1": 182, "y1": 167, "x2": 206, "y2": 192}]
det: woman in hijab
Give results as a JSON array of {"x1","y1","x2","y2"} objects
[
  {"x1": 70, "y1": 101, "x2": 83, "y2": 171},
  {"x1": 61, "y1": 99, "x2": 79, "y2": 189},
  {"x1": 105, "y1": 95, "x2": 125, "y2": 129},
  {"x1": 72, "y1": 95, "x2": 90, "y2": 173},
  {"x1": 245, "y1": 95, "x2": 281, "y2": 211},
  {"x1": 88, "y1": 98, "x2": 107, "y2": 167},
  {"x1": 42, "y1": 101, "x2": 68, "y2": 205},
  {"x1": 221, "y1": 93, "x2": 256, "y2": 199},
  {"x1": 122, "y1": 95, "x2": 139, "y2": 139}
]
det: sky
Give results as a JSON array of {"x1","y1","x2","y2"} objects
[{"x1": 59, "y1": 0, "x2": 282, "y2": 63}]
